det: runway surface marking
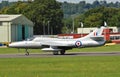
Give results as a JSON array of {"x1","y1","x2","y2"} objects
[{"x1": 0, "y1": 52, "x2": 120, "y2": 58}]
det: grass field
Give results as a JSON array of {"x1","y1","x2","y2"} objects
[
  {"x1": 0, "y1": 45, "x2": 120, "y2": 77},
  {"x1": 0, "y1": 44, "x2": 120, "y2": 54},
  {"x1": 0, "y1": 56, "x2": 120, "y2": 77},
  {"x1": 68, "y1": 44, "x2": 120, "y2": 52}
]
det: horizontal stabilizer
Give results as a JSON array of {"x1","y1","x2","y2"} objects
[{"x1": 90, "y1": 36, "x2": 105, "y2": 41}]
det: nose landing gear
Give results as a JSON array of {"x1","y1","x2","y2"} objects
[
  {"x1": 17, "y1": 48, "x2": 30, "y2": 56},
  {"x1": 25, "y1": 49, "x2": 29, "y2": 56}
]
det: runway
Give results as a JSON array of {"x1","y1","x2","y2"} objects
[{"x1": 0, "y1": 51, "x2": 120, "y2": 58}]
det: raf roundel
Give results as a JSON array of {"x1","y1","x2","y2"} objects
[{"x1": 75, "y1": 41, "x2": 82, "y2": 47}]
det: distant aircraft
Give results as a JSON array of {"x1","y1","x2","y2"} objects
[{"x1": 9, "y1": 26, "x2": 106, "y2": 55}]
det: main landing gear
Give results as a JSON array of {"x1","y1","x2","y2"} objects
[
  {"x1": 53, "y1": 50, "x2": 66, "y2": 55},
  {"x1": 60, "y1": 50, "x2": 65, "y2": 55},
  {"x1": 53, "y1": 51, "x2": 59, "y2": 55}
]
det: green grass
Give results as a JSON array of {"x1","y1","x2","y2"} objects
[
  {"x1": 0, "y1": 45, "x2": 120, "y2": 77},
  {"x1": 0, "y1": 48, "x2": 42, "y2": 54},
  {"x1": 0, "y1": 56, "x2": 120, "y2": 77},
  {"x1": 68, "y1": 44, "x2": 120, "y2": 52},
  {"x1": 0, "y1": 45, "x2": 119, "y2": 54}
]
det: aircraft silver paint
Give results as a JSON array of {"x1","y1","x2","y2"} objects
[{"x1": 9, "y1": 26, "x2": 106, "y2": 55}]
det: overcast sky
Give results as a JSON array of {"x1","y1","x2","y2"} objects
[{"x1": 0, "y1": 0, "x2": 120, "y2": 3}]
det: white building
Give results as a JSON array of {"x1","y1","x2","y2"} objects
[
  {"x1": 0, "y1": 14, "x2": 34, "y2": 43},
  {"x1": 77, "y1": 27, "x2": 120, "y2": 34}
]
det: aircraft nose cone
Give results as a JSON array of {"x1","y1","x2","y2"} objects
[
  {"x1": 8, "y1": 41, "x2": 27, "y2": 48},
  {"x1": 8, "y1": 43, "x2": 14, "y2": 48},
  {"x1": 8, "y1": 42, "x2": 20, "y2": 48}
]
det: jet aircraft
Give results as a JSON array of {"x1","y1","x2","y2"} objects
[{"x1": 9, "y1": 26, "x2": 106, "y2": 55}]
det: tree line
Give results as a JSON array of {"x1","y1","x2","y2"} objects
[
  {"x1": 61, "y1": 0, "x2": 120, "y2": 18},
  {"x1": 63, "y1": 7, "x2": 120, "y2": 33},
  {"x1": 62, "y1": 1, "x2": 120, "y2": 33}
]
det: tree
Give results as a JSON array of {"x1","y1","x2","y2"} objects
[
  {"x1": 0, "y1": 1, "x2": 28, "y2": 14},
  {"x1": 73, "y1": 7, "x2": 120, "y2": 29},
  {"x1": 84, "y1": 13, "x2": 103, "y2": 27},
  {"x1": 92, "y1": 0, "x2": 101, "y2": 8},
  {"x1": 29, "y1": 0, "x2": 63, "y2": 34},
  {"x1": 109, "y1": 11, "x2": 120, "y2": 27}
]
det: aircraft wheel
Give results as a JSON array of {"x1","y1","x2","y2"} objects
[
  {"x1": 60, "y1": 50, "x2": 65, "y2": 55},
  {"x1": 25, "y1": 49, "x2": 29, "y2": 56},
  {"x1": 53, "y1": 51, "x2": 59, "y2": 55},
  {"x1": 25, "y1": 52, "x2": 29, "y2": 56}
]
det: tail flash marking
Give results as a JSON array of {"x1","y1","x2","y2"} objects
[{"x1": 94, "y1": 32, "x2": 98, "y2": 36}]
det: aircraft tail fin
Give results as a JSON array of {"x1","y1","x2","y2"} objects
[{"x1": 81, "y1": 26, "x2": 106, "y2": 40}]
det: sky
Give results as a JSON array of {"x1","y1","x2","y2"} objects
[{"x1": 0, "y1": 0, "x2": 120, "y2": 3}]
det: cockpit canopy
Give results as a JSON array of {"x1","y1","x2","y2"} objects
[{"x1": 26, "y1": 37, "x2": 35, "y2": 41}]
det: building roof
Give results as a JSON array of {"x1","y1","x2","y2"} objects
[
  {"x1": 0, "y1": 14, "x2": 21, "y2": 21},
  {"x1": 0, "y1": 14, "x2": 34, "y2": 26}
]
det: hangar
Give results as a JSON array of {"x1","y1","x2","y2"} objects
[{"x1": 0, "y1": 14, "x2": 34, "y2": 43}]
